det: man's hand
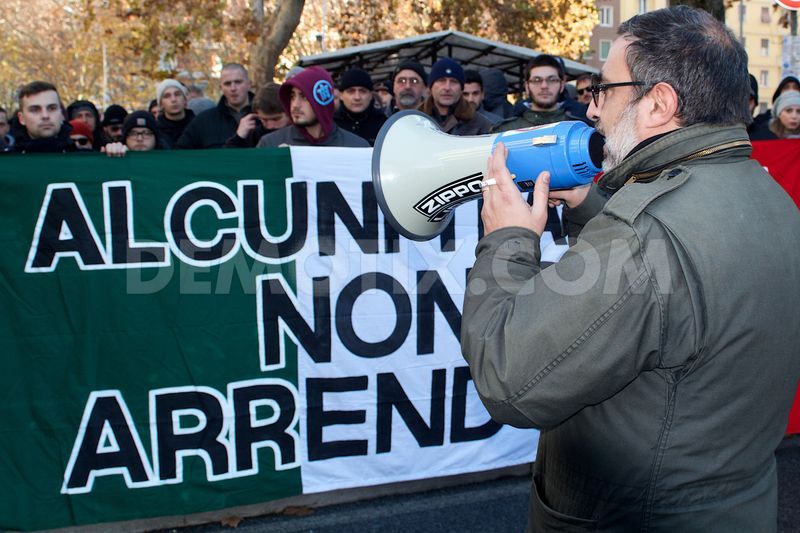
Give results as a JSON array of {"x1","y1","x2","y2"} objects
[
  {"x1": 236, "y1": 113, "x2": 258, "y2": 139},
  {"x1": 481, "y1": 142, "x2": 550, "y2": 236},
  {"x1": 102, "y1": 142, "x2": 128, "y2": 158},
  {"x1": 548, "y1": 184, "x2": 591, "y2": 209}
]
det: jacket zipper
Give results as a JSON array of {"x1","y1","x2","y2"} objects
[{"x1": 625, "y1": 139, "x2": 751, "y2": 185}]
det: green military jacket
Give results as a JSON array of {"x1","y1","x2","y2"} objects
[{"x1": 461, "y1": 124, "x2": 800, "y2": 531}]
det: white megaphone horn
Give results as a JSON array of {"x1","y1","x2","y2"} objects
[{"x1": 372, "y1": 110, "x2": 604, "y2": 241}]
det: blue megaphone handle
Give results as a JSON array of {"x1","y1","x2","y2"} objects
[{"x1": 492, "y1": 121, "x2": 604, "y2": 190}]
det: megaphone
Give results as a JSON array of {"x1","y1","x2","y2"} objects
[{"x1": 372, "y1": 110, "x2": 604, "y2": 241}]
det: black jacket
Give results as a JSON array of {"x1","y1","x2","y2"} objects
[
  {"x1": 334, "y1": 103, "x2": 387, "y2": 146},
  {"x1": 175, "y1": 94, "x2": 253, "y2": 149},
  {"x1": 157, "y1": 109, "x2": 195, "y2": 148},
  {"x1": 6, "y1": 122, "x2": 77, "y2": 153}
]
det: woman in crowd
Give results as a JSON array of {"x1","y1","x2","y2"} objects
[{"x1": 768, "y1": 90, "x2": 800, "y2": 139}]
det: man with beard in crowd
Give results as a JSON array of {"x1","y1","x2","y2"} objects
[
  {"x1": 391, "y1": 60, "x2": 427, "y2": 113},
  {"x1": 257, "y1": 66, "x2": 368, "y2": 148},
  {"x1": 420, "y1": 57, "x2": 492, "y2": 136},
  {"x1": 494, "y1": 54, "x2": 589, "y2": 133},
  {"x1": 462, "y1": 6, "x2": 800, "y2": 531},
  {"x1": 101, "y1": 104, "x2": 127, "y2": 143}
]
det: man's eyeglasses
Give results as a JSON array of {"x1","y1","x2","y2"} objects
[
  {"x1": 528, "y1": 76, "x2": 561, "y2": 86},
  {"x1": 127, "y1": 129, "x2": 155, "y2": 139},
  {"x1": 576, "y1": 87, "x2": 590, "y2": 96},
  {"x1": 72, "y1": 137, "x2": 91, "y2": 146},
  {"x1": 588, "y1": 74, "x2": 646, "y2": 107},
  {"x1": 395, "y1": 77, "x2": 421, "y2": 86}
]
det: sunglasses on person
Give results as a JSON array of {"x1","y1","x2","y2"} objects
[
  {"x1": 72, "y1": 136, "x2": 91, "y2": 146},
  {"x1": 588, "y1": 74, "x2": 646, "y2": 107},
  {"x1": 576, "y1": 87, "x2": 590, "y2": 96}
]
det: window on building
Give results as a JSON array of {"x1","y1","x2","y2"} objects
[
  {"x1": 600, "y1": 40, "x2": 612, "y2": 62},
  {"x1": 760, "y1": 70, "x2": 769, "y2": 87},
  {"x1": 761, "y1": 38, "x2": 769, "y2": 56},
  {"x1": 639, "y1": 0, "x2": 647, "y2": 14},
  {"x1": 761, "y1": 6, "x2": 771, "y2": 23},
  {"x1": 599, "y1": 6, "x2": 614, "y2": 27}
]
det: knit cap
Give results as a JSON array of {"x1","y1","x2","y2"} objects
[
  {"x1": 393, "y1": 60, "x2": 428, "y2": 86},
  {"x1": 68, "y1": 119, "x2": 93, "y2": 143},
  {"x1": 102, "y1": 104, "x2": 128, "y2": 126},
  {"x1": 122, "y1": 110, "x2": 158, "y2": 139},
  {"x1": 156, "y1": 79, "x2": 187, "y2": 104},
  {"x1": 279, "y1": 66, "x2": 336, "y2": 144},
  {"x1": 339, "y1": 68, "x2": 373, "y2": 91},
  {"x1": 774, "y1": 90, "x2": 800, "y2": 117},
  {"x1": 429, "y1": 58, "x2": 464, "y2": 88}
]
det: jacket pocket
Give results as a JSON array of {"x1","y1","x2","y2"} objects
[{"x1": 530, "y1": 474, "x2": 597, "y2": 532}]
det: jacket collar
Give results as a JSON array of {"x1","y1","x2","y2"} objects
[{"x1": 598, "y1": 123, "x2": 752, "y2": 193}]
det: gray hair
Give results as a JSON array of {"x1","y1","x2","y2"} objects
[{"x1": 618, "y1": 6, "x2": 751, "y2": 127}]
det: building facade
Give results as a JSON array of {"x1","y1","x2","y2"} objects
[{"x1": 584, "y1": 0, "x2": 790, "y2": 113}]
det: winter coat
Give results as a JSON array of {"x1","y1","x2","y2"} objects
[
  {"x1": 175, "y1": 94, "x2": 253, "y2": 149},
  {"x1": 461, "y1": 123, "x2": 800, "y2": 531},
  {"x1": 334, "y1": 103, "x2": 388, "y2": 146},
  {"x1": 157, "y1": 109, "x2": 195, "y2": 148},
  {"x1": 256, "y1": 124, "x2": 370, "y2": 148}
]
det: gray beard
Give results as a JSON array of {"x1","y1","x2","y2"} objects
[
  {"x1": 397, "y1": 92, "x2": 419, "y2": 108},
  {"x1": 602, "y1": 103, "x2": 640, "y2": 173}
]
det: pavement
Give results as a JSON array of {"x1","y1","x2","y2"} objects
[{"x1": 162, "y1": 434, "x2": 800, "y2": 533}]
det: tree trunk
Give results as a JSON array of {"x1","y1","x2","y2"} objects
[
  {"x1": 669, "y1": 0, "x2": 726, "y2": 22},
  {"x1": 252, "y1": 0, "x2": 306, "y2": 88}
]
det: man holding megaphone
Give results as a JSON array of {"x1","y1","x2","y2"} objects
[{"x1": 460, "y1": 6, "x2": 800, "y2": 531}]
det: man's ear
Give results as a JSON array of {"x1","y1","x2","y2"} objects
[
  {"x1": 640, "y1": 82, "x2": 680, "y2": 129},
  {"x1": 17, "y1": 110, "x2": 25, "y2": 127}
]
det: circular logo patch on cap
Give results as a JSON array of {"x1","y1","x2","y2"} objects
[
  {"x1": 445, "y1": 68, "x2": 453, "y2": 75},
  {"x1": 313, "y1": 80, "x2": 334, "y2": 106}
]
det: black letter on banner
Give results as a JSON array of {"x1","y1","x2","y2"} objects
[
  {"x1": 336, "y1": 273, "x2": 411, "y2": 358},
  {"x1": 28, "y1": 185, "x2": 106, "y2": 270},
  {"x1": 65, "y1": 395, "x2": 150, "y2": 490},
  {"x1": 439, "y1": 217, "x2": 456, "y2": 252},
  {"x1": 307, "y1": 377, "x2": 368, "y2": 461},
  {"x1": 416, "y1": 270, "x2": 461, "y2": 355},
  {"x1": 241, "y1": 182, "x2": 307, "y2": 259},
  {"x1": 317, "y1": 182, "x2": 378, "y2": 256},
  {"x1": 261, "y1": 276, "x2": 331, "y2": 364},
  {"x1": 153, "y1": 390, "x2": 228, "y2": 481},
  {"x1": 106, "y1": 184, "x2": 167, "y2": 265},
  {"x1": 383, "y1": 217, "x2": 400, "y2": 254},
  {"x1": 450, "y1": 366, "x2": 502, "y2": 442},
  {"x1": 376, "y1": 370, "x2": 446, "y2": 453},
  {"x1": 169, "y1": 186, "x2": 237, "y2": 262},
  {"x1": 233, "y1": 383, "x2": 297, "y2": 471}
]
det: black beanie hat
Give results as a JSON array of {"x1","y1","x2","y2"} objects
[
  {"x1": 339, "y1": 68, "x2": 373, "y2": 91},
  {"x1": 429, "y1": 58, "x2": 465, "y2": 88},
  {"x1": 393, "y1": 60, "x2": 428, "y2": 86},
  {"x1": 102, "y1": 104, "x2": 128, "y2": 126},
  {"x1": 122, "y1": 110, "x2": 158, "y2": 139}
]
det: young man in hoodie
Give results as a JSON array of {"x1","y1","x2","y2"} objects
[
  {"x1": 333, "y1": 68, "x2": 387, "y2": 146},
  {"x1": 155, "y1": 79, "x2": 195, "y2": 148},
  {"x1": 8, "y1": 81, "x2": 77, "y2": 153},
  {"x1": 257, "y1": 67, "x2": 369, "y2": 148}
]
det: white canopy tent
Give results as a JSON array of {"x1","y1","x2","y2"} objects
[{"x1": 297, "y1": 30, "x2": 597, "y2": 94}]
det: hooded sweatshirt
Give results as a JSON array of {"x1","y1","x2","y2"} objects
[
  {"x1": 66, "y1": 100, "x2": 105, "y2": 149},
  {"x1": 278, "y1": 67, "x2": 336, "y2": 144}
]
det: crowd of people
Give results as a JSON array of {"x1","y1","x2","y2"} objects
[{"x1": 2, "y1": 49, "x2": 799, "y2": 156}]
